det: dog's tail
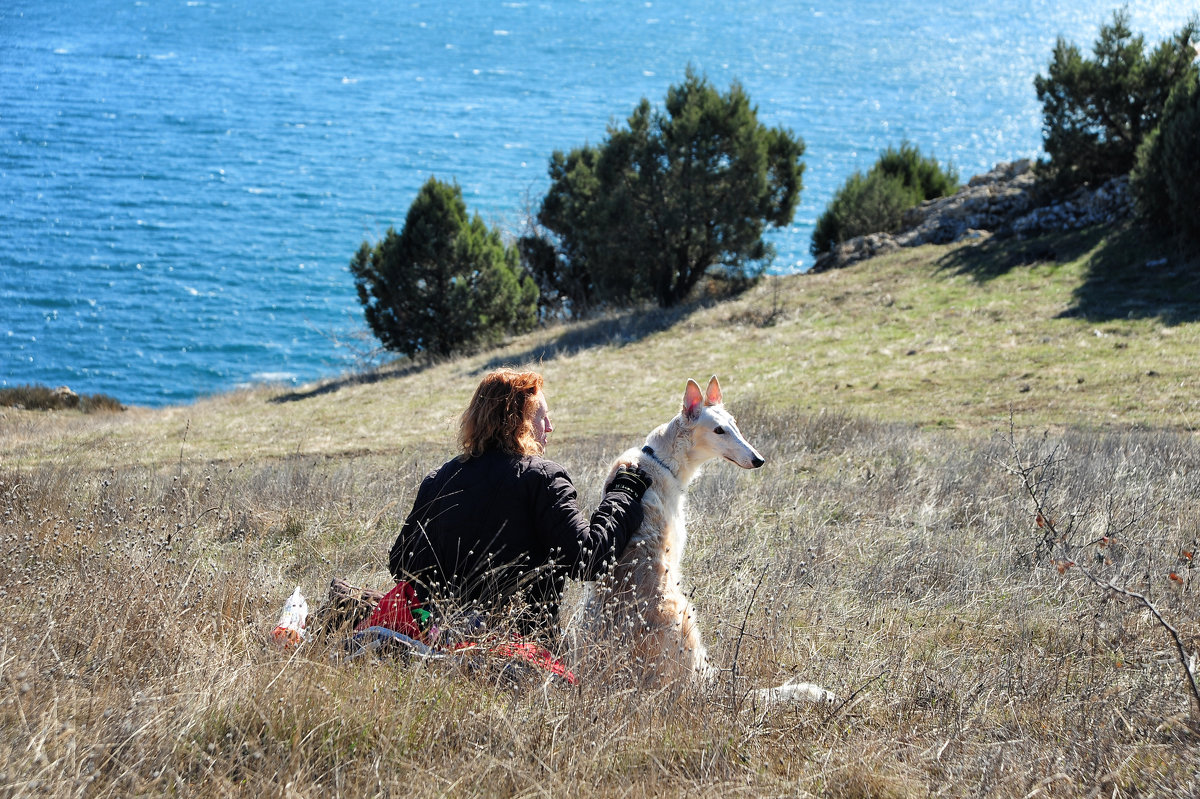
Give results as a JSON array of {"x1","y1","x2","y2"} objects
[{"x1": 751, "y1": 678, "x2": 835, "y2": 707}]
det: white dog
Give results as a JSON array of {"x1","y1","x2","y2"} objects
[{"x1": 587, "y1": 376, "x2": 833, "y2": 705}]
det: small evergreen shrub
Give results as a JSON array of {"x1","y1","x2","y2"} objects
[
  {"x1": 1132, "y1": 70, "x2": 1200, "y2": 245},
  {"x1": 873, "y1": 142, "x2": 960, "y2": 201},
  {"x1": 350, "y1": 177, "x2": 539, "y2": 360},
  {"x1": 811, "y1": 142, "x2": 958, "y2": 256},
  {"x1": 0, "y1": 384, "x2": 125, "y2": 412}
]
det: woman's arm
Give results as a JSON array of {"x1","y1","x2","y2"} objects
[
  {"x1": 388, "y1": 473, "x2": 438, "y2": 586},
  {"x1": 532, "y1": 464, "x2": 647, "y2": 581}
]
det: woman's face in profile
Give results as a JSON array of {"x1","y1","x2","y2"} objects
[{"x1": 530, "y1": 390, "x2": 553, "y2": 452}]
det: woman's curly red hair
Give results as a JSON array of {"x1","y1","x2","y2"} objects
[{"x1": 458, "y1": 368, "x2": 544, "y2": 459}]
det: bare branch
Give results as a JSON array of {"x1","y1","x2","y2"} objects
[
  {"x1": 1076, "y1": 563, "x2": 1200, "y2": 721},
  {"x1": 1002, "y1": 418, "x2": 1200, "y2": 725}
]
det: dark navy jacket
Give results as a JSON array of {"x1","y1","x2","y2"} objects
[{"x1": 388, "y1": 450, "x2": 642, "y2": 636}]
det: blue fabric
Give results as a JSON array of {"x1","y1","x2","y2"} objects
[{"x1": 346, "y1": 626, "x2": 442, "y2": 660}]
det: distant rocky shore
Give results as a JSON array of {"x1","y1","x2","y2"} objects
[
  {"x1": 809, "y1": 160, "x2": 1135, "y2": 273},
  {"x1": 0, "y1": 383, "x2": 124, "y2": 413}
]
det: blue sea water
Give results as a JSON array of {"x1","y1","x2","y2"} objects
[{"x1": 0, "y1": 1, "x2": 1188, "y2": 407}]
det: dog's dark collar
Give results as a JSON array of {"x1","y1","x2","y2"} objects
[{"x1": 641, "y1": 445, "x2": 676, "y2": 479}]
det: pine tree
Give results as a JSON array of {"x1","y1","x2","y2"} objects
[
  {"x1": 350, "y1": 178, "x2": 538, "y2": 359},
  {"x1": 1034, "y1": 10, "x2": 1198, "y2": 189},
  {"x1": 524, "y1": 68, "x2": 805, "y2": 310}
]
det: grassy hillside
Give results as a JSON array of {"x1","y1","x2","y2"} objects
[
  {"x1": 2, "y1": 224, "x2": 1198, "y2": 797},
  {"x1": 5, "y1": 224, "x2": 1199, "y2": 472}
]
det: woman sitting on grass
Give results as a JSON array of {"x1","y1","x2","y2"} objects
[{"x1": 385, "y1": 368, "x2": 650, "y2": 641}]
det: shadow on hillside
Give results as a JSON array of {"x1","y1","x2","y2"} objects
[
  {"x1": 1059, "y1": 227, "x2": 1200, "y2": 325},
  {"x1": 936, "y1": 227, "x2": 1107, "y2": 282},
  {"x1": 476, "y1": 304, "x2": 691, "y2": 374},
  {"x1": 268, "y1": 362, "x2": 424, "y2": 404},
  {"x1": 937, "y1": 224, "x2": 1200, "y2": 325},
  {"x1": 269, "y1": 303, "x2": 696, "y2": 403}
]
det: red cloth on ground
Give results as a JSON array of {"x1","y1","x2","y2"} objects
[
  {"x1": 361, "y1": 582, "x2": 577, "y2": 684},
  {"x1": 361, "y1": 581, "x2": 421, "y2": 638},
  {"x1": 452, "y1": 638, "x2": 577, "y2": 685}
]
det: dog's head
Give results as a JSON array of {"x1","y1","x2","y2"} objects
[{"x1": 681, "y1": 376, "x2": 765, "y2": 470}]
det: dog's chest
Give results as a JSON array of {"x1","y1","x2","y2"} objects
[{"x1": 619, "y1": 486, "x2": 687, "y2": 579}]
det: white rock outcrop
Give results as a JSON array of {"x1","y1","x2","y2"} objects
[{"x1": 810, "y1": 160, "x2": 1133, "y2": 273}]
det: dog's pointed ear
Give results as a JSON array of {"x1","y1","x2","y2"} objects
[
  {"x1": 682, "y1": 379, "x2": 704, "y2": 421},
  {"x1": 704, "y1": 375, "x2": 722, "y2": 406}
]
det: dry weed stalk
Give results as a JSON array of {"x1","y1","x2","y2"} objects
[{"x1": 1000, "y1": 416, "x2": 1200, "y2": 726}]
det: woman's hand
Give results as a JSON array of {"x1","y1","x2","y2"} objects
[{"x1": 605, "y1": 465, "x2": 652, "y2": 500}]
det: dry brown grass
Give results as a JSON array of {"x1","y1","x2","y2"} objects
[
  {"x1": 2, "y1": 411, "x2": 1198, "y2": 796},
  {"x1": 2, "y1": 230, "x2": 1199, "y2": 796}
]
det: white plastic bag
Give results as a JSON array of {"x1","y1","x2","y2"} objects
[{"x1": 271, "y1": 586, "x2": 308, "y2": 647}]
